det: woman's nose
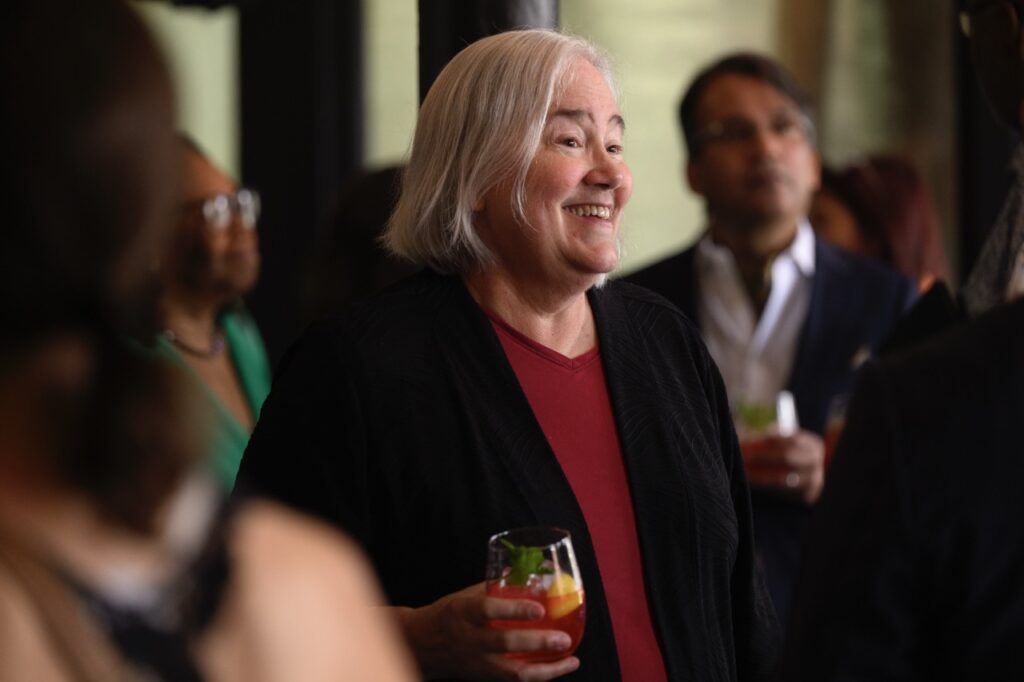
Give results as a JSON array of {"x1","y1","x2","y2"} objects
[{"x1": 585, "y1": 151, "x2": 625, "y2": 190}]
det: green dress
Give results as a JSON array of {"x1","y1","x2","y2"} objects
[{"x1": 155, "y1": 308, "x2": 271, "y2": 490}]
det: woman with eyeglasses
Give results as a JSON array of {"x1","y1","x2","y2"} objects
[{"x1": 155, "y1": 135, "x2": 271, "y2": 489}]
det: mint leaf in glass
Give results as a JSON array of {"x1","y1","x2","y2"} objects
[{"x1": 500, "y1": 538, "x2": 554, "y2": 586}]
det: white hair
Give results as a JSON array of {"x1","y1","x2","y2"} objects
[{"x1": 384, "y1": 29, "x2": 616, "y2": 274}]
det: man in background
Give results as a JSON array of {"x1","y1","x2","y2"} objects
[{"x1": 626, "y1": 53, "x2": 916, "y2": 623}]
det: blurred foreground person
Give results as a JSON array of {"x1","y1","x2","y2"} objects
[
  {"x1": 781, "y1": 1, "x2": 1024, "y2": 678},
  {"x1": 239, "y1": 29, "x2": 778, "y2": 682},
  {"x1": 0, "y1": 2, "x2": 414, "y2": 680},
  {"x1": 156, "y1": 136, "x2": 271, "y2": 489}
]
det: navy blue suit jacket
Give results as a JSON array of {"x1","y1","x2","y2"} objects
[{"x1": 624, "y1": 237, "x2": 916, "y2": 623}]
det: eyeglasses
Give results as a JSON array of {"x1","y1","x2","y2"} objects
[
  {"x1": 183, "y1": 188, "x2": 261, "y2": 233},
  {"x1": 960, "y1": 1, "x2": 1020, "y2": 37},
  {"x1": 695, "y1": 111, "x2": 815, "y2": 152}
]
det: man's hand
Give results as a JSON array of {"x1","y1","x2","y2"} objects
[
  {"x1": 392, "y1": 583, "x2": 581, "y2": 681},
  {"x1": 741, "y1": 429, "x2": 825, "y2": 505}
]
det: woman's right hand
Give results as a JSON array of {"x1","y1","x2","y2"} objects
[{"x1": 392, "y1": 582, "x2": 580, "y2": 681}]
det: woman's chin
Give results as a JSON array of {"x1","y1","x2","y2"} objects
[{"x1": 587, "y1": 248, "x2": 620, "y2": 275}]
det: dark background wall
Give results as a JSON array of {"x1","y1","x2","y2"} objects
[{"x1": 237, "y1": 0, "x2": 363, "y2": 366}]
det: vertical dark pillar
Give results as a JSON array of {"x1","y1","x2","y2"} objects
[
  {"x1": 238, "y1": 0, "x2": 363, "y2": 366},
  {"x1": 955, "y1": 7, "x2": 1018, "y2": 282},
  {"x1": 418, "y1": 0, "x2": 559, "y2": 102}
]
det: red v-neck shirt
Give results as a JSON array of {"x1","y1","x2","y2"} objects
[{"x1": 489, "y1": 314, "x2": 668, "y2": 682}]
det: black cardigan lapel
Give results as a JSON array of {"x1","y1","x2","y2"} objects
[
  {"x1": 429, "y1": 278, "x2": 576, "y2": 522},
  {"x1": 588, "y1": 284, "x2": 698, "y2": 680},
  {"x1": 428, "y1": 277, "x2": 621, "y2": 678}
]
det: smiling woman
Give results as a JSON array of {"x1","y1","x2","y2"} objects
[
  {"x1": 469, "y1": 59, "x2": 632, "y2": 316},
  {"x1": 237, "y1": 28, "x2": 779, "y2": 682}
]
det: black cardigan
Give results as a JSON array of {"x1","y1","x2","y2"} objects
[{"x1": 237, "y1": 271, "x2": 779, "y2": 681}]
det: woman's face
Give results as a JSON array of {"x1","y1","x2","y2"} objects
[
  {"x1": 174, "y1": 149, "x2": 261, "y2": 299},
  {"x1": 477, "y1": 59, "x2": 633, "y2": 291}
]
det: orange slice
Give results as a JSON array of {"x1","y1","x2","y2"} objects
[
  {"x1": 547, "y1": 573, "x2": 577, "y2": 597},
  {"x1": 546, "y1": 574, "x2": 582, "y2": 619}
]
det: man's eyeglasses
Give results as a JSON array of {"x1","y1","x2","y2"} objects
[
  {"x1": 695, "y1": 111, "x2": 815, "y2": 152},
  {"x1": 960, "y1": 1, "x2": 1020, "y2": 38},
  {"x1": 183, "y1": 188, "x2": 261, "y2": 233}
]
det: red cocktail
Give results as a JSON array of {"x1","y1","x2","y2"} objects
[
  {"x1": 740, "y1": 437, "x2": 788, "y2": 478},
  {"x1": 486, "y1": 578, "x2": 586, "y2": 662},
  {"x1": 486, "y1": 527, "x2": 586, "y2": 662}
]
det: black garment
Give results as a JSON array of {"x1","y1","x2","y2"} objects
[
  {"x1": 781, "y1": 298, "x2": 1024, "y2": 681},
  {"x1": 625, "y1": 238, "x2": 916, "y2": 623},
  {"x1": 880, "y1": 280, "x2": 964, "y2": 355},
  {"x1": 237, "y1": 271, "x2": 779, "y2": 681},
  {"x1": 65, "y1": 577, "x2": 206, "y2": 682}
]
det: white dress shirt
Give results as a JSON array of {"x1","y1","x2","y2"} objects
[{"x1": 696, "y1": 221, "x2": 816, "y2": 424}]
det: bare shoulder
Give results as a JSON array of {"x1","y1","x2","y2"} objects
[
  {"x1": 198, "y1": 501, "x2": 416, "y2": 682},
  {"x1": 229, "y1": 500, "x2": 374, "y2": 584},
  {"x1": 0, "y1": 564, "x2": 72, "y2": 682}
]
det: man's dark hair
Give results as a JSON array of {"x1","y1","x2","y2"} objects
[{"x1": 678, "y1": 52, "x2": 815, "y2": 159}]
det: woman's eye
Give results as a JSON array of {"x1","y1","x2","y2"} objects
[
  {"x1": 560, "y1": 137, "x2": 582, "y2": 148},
  {"x1": 607, "y1": 144, "x2": 623, "y2": 154}
]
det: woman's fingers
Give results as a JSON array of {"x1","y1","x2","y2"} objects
[
  {"x1": 475, "y1": 627, "x2": 573, "y2": 654},
  {"x1": 491, "y1": 655, "x2": 582, "y2": 682},
  {"x1": 477, "y1": 595, "x2": 546, "y2": 623}
]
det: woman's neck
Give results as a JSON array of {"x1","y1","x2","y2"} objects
[
  {"x1": 463, "y1": 270, "x2": 597, "y2": 358},
  {"x1": 160, "y1": 291, "x2": 224, "y2": 351}
]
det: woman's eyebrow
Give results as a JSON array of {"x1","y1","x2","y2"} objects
[{"x1": 549, "y1": 109, "x2": 626, "y2": 132}]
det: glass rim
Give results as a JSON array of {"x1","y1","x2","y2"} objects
[{"x1": 488, "y1": 526, "x2": 572, "y2": 550}]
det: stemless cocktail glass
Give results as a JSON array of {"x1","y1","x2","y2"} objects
[
  {"x1": 485, "y1": 526, "x2": 585, "y2": 662},
  {"x1": 736, "y1": 390, "x2": 799, "y2": 479}
]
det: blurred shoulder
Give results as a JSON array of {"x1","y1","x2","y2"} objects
[
  {"x1": 200, "y1": 500, "x2": 415, "y2": 681},
  {"x1": 0, "y1": 563, "x2": 72, "y2": 681},
  {"x1": 227, "y1": 500, "x2": 376, "y2": 583}
]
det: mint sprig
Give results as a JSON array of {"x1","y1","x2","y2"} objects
[
  {"x1": 737, "y1": 401, "x2": 776, "y2": 432},
  {"x1": 500, "y1": 538, "x2": 554, "y2": 586}
]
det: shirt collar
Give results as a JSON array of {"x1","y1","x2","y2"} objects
[{"x1": 697, "y1": 218, "x2": 816, "y2": 277}]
